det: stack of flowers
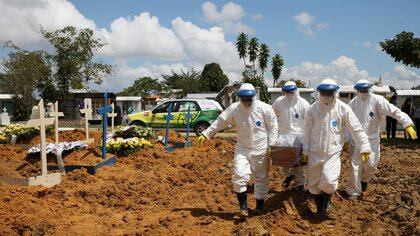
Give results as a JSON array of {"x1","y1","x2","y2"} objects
[
  {"x1": 2, "y1": 124, "x2": 53, "y2": 142},
  {"x1": 106, "y1": 137, "x2": 153, "y2": 156},
  {"x1": 113, "y1": 126, "x2": 155, "y2": 139},
  {"x1": 0, "y1": 132, "x2": 8, "y2": 144}
]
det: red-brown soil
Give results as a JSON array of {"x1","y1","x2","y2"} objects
[{"x1": 0, "y1": 132, "x2": 418, "y2": 235}]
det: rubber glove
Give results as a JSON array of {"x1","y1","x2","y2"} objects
[
  {"x1": 361, "y1": 152, "x2": 370, "y2": 162},
  {"x1": 300, "y1": 154, "x2": 308, "y2": 165},
  {"x1": 198, "y1": 134, "x2": 206, "y2": 146},
  {"x1": 405, "y1": 126, "x2": 417, "y2": 140}
]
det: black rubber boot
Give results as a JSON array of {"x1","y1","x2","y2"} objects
[
  {"x1": 256, "y1": 199, "x2": 265, "y2": 212},
  {"x1": 282, "y1": 175, "x2": 294, "y2": 188},
  {"x1": 322, "y1": 193, "x2": 333, "y2": 214},
  {"x1": 313, "y1": 194, "x2": 323, "y2": 215},
  {"x1": 361, "y1": 182, "x2": 368, "y2": 192},
  {"x1": 236, "y1": 192, "x2": 248, "y2": 216}
]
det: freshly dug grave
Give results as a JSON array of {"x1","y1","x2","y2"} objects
[{"x1": 0, "y1": 134, "x2": 419, "y2": 235}]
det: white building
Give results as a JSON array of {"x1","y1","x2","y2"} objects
[
  {"x1": 395, "y1": 90, "x2": 420, "y2": 108},
  {"x1": 338, "y1": 85, "x2": 393, "y2": 103}
]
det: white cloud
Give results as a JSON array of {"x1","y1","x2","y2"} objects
[
  {"x1": 381, "y1": 66, "x2": 420, "y2": 89},
  {"x1": 251, "y1": 13, "x2": 263, "y2": 20},
  {"x1": 278, "y1": 56, "x2": 375, "y2": 87},
  {"x1": 293, "y1": 12, "x2": 328, "y2": 37},
  {"x1": 294, "y1": 12, "x2": 314, "y2": 26},
  {"x1": 0, "y1": 0, "x2": 96, "y2": 47},
  {"x1": 363, "y1": 41, "x2": 373, "y2": 48},
  {"x1": 201, "y1": 1, "x2": 253, "y2": 34},
  {"x1": 171, "y1": 17, "x2": 242, "y2": 71},
  {"x1": 98, "y1": 13, "x2": 185, "y2": 60},
  {"x1": 90, "y1": 60, "x2": 189, "y2": 92}
]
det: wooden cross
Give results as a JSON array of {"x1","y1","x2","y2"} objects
[
  {"x1": 79, "y1": 99, "x2": 94, "y2": 144},
  {"x1": 26, "y1": 99, "x2": 55, "y2": 176},
  {"x1": 108, "y1": 103, "x2": 117, "y2": 133},
  {"x1": 49, "y1": 101, "x2": 64, "y2": 143}
]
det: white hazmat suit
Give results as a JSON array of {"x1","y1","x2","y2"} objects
[
  {"x1": 202, "y1": 100, "x2": 278, "y2": 200},
  {"x1": 346, "y1": 91, "x2": 414, "y2": 196},
  {"x1": 303, "y1": 94, "x2": 371, "y2": 195},
  {"x1": 272, "y1": 89, "x2": 310, "y2": 187}
]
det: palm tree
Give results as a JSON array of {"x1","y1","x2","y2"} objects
[
  {"x1": 248, "y1": 37, "x2": 259, "y2": 77},
  {"x1": 258, "y1": 43, "x2": 270, "y2": 78},
  {"x1": 271, "y1": 54, "x2": 284, "y2": 87},
  {"x1": 236, "y1": 32, "x2": 248, "y2": 68}
]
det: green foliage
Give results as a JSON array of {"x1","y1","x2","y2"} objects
[
  {"x1": 162, "y1": 69, "x2": 202, "y2": 97},
  {"x1": 117, "y1": 77, "x2": 166, "y2": 98},
  {"x1": 242, "y1": 66, "x2": 270, "y2": 103},
  {"x1": 248, "y1": 37, "x2": 259, "y2": 74},
  {"x1": 258, "y1": 43, "x2": 270, "y2": 77},
  {"x1": 113, "y1": 126, "x2": 155, "y2": 139},
  {"x1": 379, "y1": 31, "x2": 420, "y2": 68},
  {"x1": 0, "y1": 50, "x2": 51, "y2": 120},
  {"x1": 200, "y1": 63, "x2": 229, "y2": 92},
  {"x1": 236, "y1": 32, "x2": 248, "y2": 67},
  {"x1": 276, "y1": 79, "x2": 307, "y2": 88},
  {"x1": 271, "y1": 54, "x2": 284, "y2": 87},
  {"x1": 42, "y1": 26, "x2": 113, "y2": 94}
]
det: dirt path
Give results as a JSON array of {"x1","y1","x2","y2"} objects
[{"x1": 0, "y1": 132, "x2": 418, "y2": 235}]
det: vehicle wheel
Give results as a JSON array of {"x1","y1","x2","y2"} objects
[
  {"x1": 130, "y1": 120, "x2": 146, "y2": 127},
  {"x1": 194, "y1": 121, "x2": 210, "y2": 136}
]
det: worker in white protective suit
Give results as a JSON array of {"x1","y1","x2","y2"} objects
[
  {"x1": 197, "y1": 83, "x2": 278, "y2": 217},
  {"x1": 272, "y1": 81, "x2": 310, "y2": 191},
  {"x1": 346, "y1": 79, "x2": 417, "y2": 200},
  {"x1": 302, "y1": 79, "x2": 371, "y2": 217}
]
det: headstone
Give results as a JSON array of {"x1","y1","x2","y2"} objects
[
  {"x1": 108, "y1": 103, "x2": 117, "y2": 133},
  {"x1": 49, "y1": 101, "x2": 64, "y2": 143},
  {"x1": 30, "y1": 106, "x2": 39, "y2": 119},
  {"x1": 79, "y1": 99, "x2": 94, "y2": 144},
  {"x1": 97, "y1": 92, "x2": 113, "y2": 159},
  {"x1": 1, "y1": 107, "x2": 10, "y2": 126}
]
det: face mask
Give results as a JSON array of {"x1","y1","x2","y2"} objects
[
  {"x1": 240, "y1": 97, "x2": 254, "y2": 108},
  {"x1": 358, "y1": 92, "x2": 370, "y2": 100},
  {"x1": 320, "y1": 95, "x2": 334, "y2": 105}
]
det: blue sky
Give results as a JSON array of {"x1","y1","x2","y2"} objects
[{"x1": 1, "y1": 0, "x2": 419, "y2": 91}]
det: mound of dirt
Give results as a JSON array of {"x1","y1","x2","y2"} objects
[{"x1": 0, "y1": 135, "x2": 419, "y2": 235}]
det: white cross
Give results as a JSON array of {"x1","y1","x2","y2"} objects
[
  {"x1": 26, "y1": 99, "x2": 55, "y2": 176},
  {"x1": 49, "y1": 101, "x2": 64, "y2": 143},
  {"x1": 108, "y1": 103, "x2": 117, "y2": 133},
  {"x1": 79, "y1": 99, "x2": 94, "y2": 144},
  {"x1": 2, "y1": 107, "x2": 7, "y2": 113}
]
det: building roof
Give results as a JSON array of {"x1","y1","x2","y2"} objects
[
  {"x1": 185, "y1": 93, "x2": 218, "y2": 99},
  {"x1": 396, "y1": 90, "x2": 420, "y2": 96},
  {"x1": 116, "y1": 96, "x2": 142, "y2": 101},
  {"x1": 268, "y1": 88, "x2": 315, "y2": 93},
  {"x1": 339, "y1": 85, "x2": 391, "y2": 94}
]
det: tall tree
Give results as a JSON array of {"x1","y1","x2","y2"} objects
[
  {"x1": 200, "y1": 62, "x2": 229, "y2": 92},
  {"x1": 271, "y1": 54, "x2": 284, "y2": 87},
  {"x1": 277, "y1": 79, "x2": 306, "y2": 88},
  {"x1": 258, "y1": 43, "x2": 270, "y2": 78},
  {"x1": 242, "y1": 65, "x2": 270, "y2": 103},
  {"x1": 379, "y1": 31, "x2": 420, "y2": 68},
  {"x1": 248, "y1": 37, "x2": 259, "y2": 77},
  {"x1": 117, "y1": 77, "x2": 165, "y2": 98},
  {"x1": 162, "y1": 69, "x2": 203, "y2": 97},
  {"x1": 236, "y1": 32, "x2": 249, "y2": 68},
  {"x1": 0, "y1": 50, "x2": 51, "y2": 120},
  {"x1": 42, "y1": 26, "x2": 113, "y2": 95}
]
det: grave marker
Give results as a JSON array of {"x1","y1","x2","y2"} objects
[
  {"x1": 80, "y1": 99, "x2": 94, "y2": 144},
  {"x1": 49, "y1": 101, "x2": 64, "y2": 143}
]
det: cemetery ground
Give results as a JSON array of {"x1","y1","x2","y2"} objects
[{"x1": 0, "y1": 129, "x2": 419, "y2": 235}]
